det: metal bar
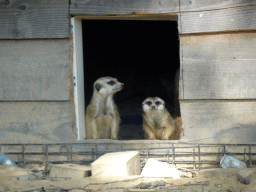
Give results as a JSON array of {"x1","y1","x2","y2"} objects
[
  {"x1": 92, "y1": 148, "x2": 95, "y2": 161},
  {"x1": 249, "y1": 144, "x2": 252, "y2": 168},
  {"x1": 193, "y1": 147, "x2": 195, "y2": 170},
  {"x1": 67, "y1": 145, "x2": 70, "y2": 161},
  {"x1": 244, "y1": 148, "x2": 246, "y2": 163},
  {"x1": 70, "y1": 144, "x2": 73, "y2": 161},
  {"x1": 172, "y1": 143, "x2": 175, "y2": 166},
  {"x1": 198, "y1": 144, "x2": 200, "y2": 170},
  {"x1": 45, "y1": 144, "x2": 49, "y2": 170},
  {"x1": 167, "y1": 146, "x2": 169, "y2": 163},
  {"x1": 0, "y1": 142, "x2": 254, "y2": 170},
  {"x1": 22, "y1": 144, "x2": 25, "y2": 166},
  {"x1": 95, "y1": 143, "x2": 98, "y2": 160}
]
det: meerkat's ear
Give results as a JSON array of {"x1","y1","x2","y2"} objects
[{"x1": 95, "y1": 83, "x2": 102, "y2": 92}]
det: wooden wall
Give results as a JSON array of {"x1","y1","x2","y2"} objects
[
  {"x1": 0, "y1": 0, "x2": 75, "y2": 143},
  {"x1": 1, "y1": 0, "x2": 256, "y2": 144},
  {"x1": 178, "y1": 1, "x2": 256, "y2": 143}
]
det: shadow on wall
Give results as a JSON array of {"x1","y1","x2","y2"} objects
[{"x1": 214, "y1": 124, "x2": 256, "y2": 144}]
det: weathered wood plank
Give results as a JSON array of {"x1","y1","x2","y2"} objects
[
  {"x1": 180, "y1": 32, "x2": 256, "y2": 62},
  {"x1": 181, "y1": 61, "x2": 256, "y2": 99},
  {"x1": 0, "y1": 102, "x2": 75, "y2": 144},
  {"x1": 180, "y1": 100, "x2": 256, "y2": 144},
  {"x1": 179, "y1": 33, "x2": 256, "y2": 99},
  {"x1": 0, "y1": 39, "x2": 71, "y2": 100},
  {"x1": 0, "y1": 0, "x2": 69, "y2": 39},
  {"x1": 70, "y1": 0, "x2": 179, "y2": 15},
  {"x1": 179, "y1": 6, "x2": 256, "y2": 34},
  {"x1": 70, "y1": 0, "x2": 256, "y2": 15},
  {"x1": 179, "y1": 0, "x2": 256, "y2": 12}
]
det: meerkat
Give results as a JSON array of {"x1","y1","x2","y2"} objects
[
  {"x1": 142, "y1": 97, "x2": 182, "y2": 140},
  {"x1": 85, "y1": 77, "x2": 124, "y2": 139}
]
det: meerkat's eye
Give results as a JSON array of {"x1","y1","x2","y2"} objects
[
  {"x1": 146, "y1": 101, "x2": 152, "y2": 106},
  {"x1": 155, "y1": 101, "x2": 161, "y2": 106},
  {"x1": 107, "y1": 80, "x2": 116, "y2": 86}
]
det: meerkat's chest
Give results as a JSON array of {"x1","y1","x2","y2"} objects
[{"x1": 150, "y1": 113, "x2": 165, "y2": 127}]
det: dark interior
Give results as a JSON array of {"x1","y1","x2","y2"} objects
[{"x1": 82, "y1": 20, "x2": 180, "y2": 140}]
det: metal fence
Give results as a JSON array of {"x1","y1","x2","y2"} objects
[{"x1": 1, "y1": 142, "x2": 256, "y2": 171}]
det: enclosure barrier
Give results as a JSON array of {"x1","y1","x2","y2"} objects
[{"x1": 1, "y1": 142, "x2": 256, "y2": 171}]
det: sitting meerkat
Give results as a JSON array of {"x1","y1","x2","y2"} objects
[
  {"x1": 85, "y1": 77, "x2": 124, "y2": 139},
  {"x1": 142, "y1": 97, "x2": 182, "y2": 140}
]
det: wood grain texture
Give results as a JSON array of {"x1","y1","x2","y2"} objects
[
  {"x1": 180, "y1": 100, "x2": 256, "y2": 144},
  {"x1": 179, "y1": 5, "x2": 256, "y2": 34},
  {"x1": 0, "y1": 101, "x2": 75, "y2": 144},
  {"x1": 179, "y1": 0, "x2": 256, "y2": 12},
  {"x1": 0, "y1": 39, "x2": 71, "y2": 100},
  {"x1": 180, "y1": 33, "x2": 256, "y2": 62},
  {"x1": 0, "y1": 0, "x2": 69, "y2": 39},
  {"x1": 179, "y1": 33, "x2": 256, "y2": 99},
  {"x1": 70, "y1": 0, "x2": 256, "y2": 15},
  {"x1": 181, "y1": 61, "x2": 256, "y2": 99},
  {"x1": 70, "y1": 0, "x2": 179, "y2": 15}
]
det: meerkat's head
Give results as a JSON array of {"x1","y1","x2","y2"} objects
[
  {"x1": 94, "y1": 76, "x2": 124, "y2": 97},
  {"x1": 142, "y1": 97, "x2": 165, "y2": 113}
]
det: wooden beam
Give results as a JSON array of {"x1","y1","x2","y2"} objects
[
  {"x1": 180, "y1": 100, "x2": 256, "y2": 144},
  {"x1": 0, "y1": 39, "x2": 71, "y2": 100},
  {"x1": 179, "y1": 6, "x2": 256, "y2": 34},
  {"x1": 70, "y1": 0, "x2": 179, "y2": 15},
  {"x1": 0, "y1": 0, "x2": 69, "y2": 39}
]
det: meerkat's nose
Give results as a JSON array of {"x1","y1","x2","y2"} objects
[
  {"x1": 152, "y1": 105, "x2": 155, "y2": 109},
  {"x1": 121, "y1": 83, "x2": 124, "y2": 88}
]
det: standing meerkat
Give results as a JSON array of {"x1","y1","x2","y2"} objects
[
  {"x1": 85, "y1": 77, "x2": 124, "y2": 139},
  {"x1": 142, "y1": 97, "x2": 182, "y2": 140}
]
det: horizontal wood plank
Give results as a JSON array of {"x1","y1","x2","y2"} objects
[
  {"x1": 181, "y1": 61, "x2": 256, "y2": 99},
  {"x1": 70, "y1": 0, "x2": 256, "y2": 15},
  {"x1": 0, "y1": 0, "x2": 69, "y2": 39},
  {"x1": 179, "y1": 6, "x2": 256, "y2": 34},
  {"x1": 179, "y1": 33, "x2": 256, "y2": 99},
  {"x1": 180, "y1": 100, "x2": 256, "y2": 144},
  {"x1": 70, "y1": 0, "x2": 179, "y2": 15},
  {"x1": 0, "y1": 102, "x2": 75, "y2": 143},
  {"x1": 179, "y1": 0, "x2": 256, "y2": 12},
  {"x1": 180, "y1": 32, "x2": 256, "y2": 62},
  {"x1": 0, "y1": 39, "x2": 71, "y2": 100}
]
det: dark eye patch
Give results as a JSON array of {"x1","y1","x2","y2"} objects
[
  {"x1": 155, "y1": 101, "x2": 161, "y2": 106},
  {"x1": 107, "y1": 80, "x2": 116, "y2": 86},
  {"x1": 146, "y1": 101, "x2": 152, "y2": 106}
]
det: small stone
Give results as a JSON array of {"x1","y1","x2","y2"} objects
[
  {"x1": 136, "y1": 182, "x2": 152, "y2": 189},
  {"x1": 152, "y1": 180, "x2": 166, "y2": 187}
]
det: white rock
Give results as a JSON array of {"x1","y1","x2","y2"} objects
[
  {"x1": 141, "y1": 159, "x2": 181, "y2": 178},
  {"x1": 91, "y1": 151, "x2": 141, "y2": 176}
]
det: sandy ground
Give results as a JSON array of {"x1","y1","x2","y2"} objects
[{"x1": 0, "y1": 167, "x2": 256, "y2": 192}]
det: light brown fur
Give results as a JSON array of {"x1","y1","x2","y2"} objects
[
  {"x1": 85, "y1": 77, "x2": 123, "y2": 139},
  {"x1": 142, "y1": 97, "x2": 182, "y2": 140}
]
